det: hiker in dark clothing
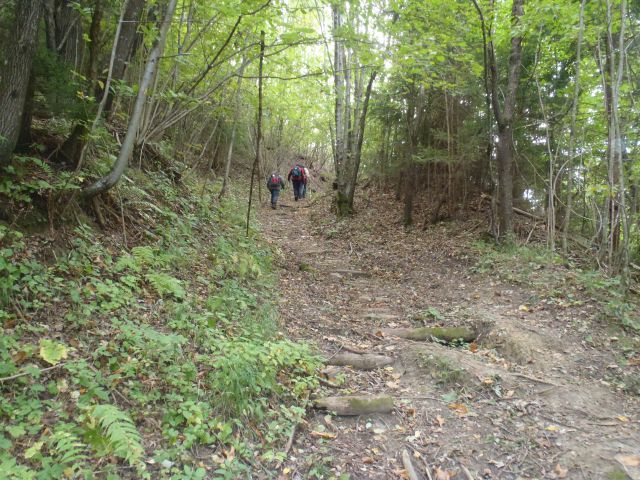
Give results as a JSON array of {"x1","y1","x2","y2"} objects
[
  {"x1": 287, "y1": 164, "x2": 306, "y2": 201},
  {"x1": 267, "y1": 172, "x2": 285, "y2": 209}
]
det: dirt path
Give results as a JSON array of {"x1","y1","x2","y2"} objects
[{"x1": 261, "y1": 190, "x2": 640, "y2": 480}]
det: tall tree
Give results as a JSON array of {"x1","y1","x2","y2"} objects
[
  {"x1": 331, "y1": 1, "x2": 376, "y2": 216},
  {"x1": 487, "y1": 0, "x2": 525, "y2": 241},
  {"x1": 0, "y1": 0, "x2": 44, "y2": 165}
]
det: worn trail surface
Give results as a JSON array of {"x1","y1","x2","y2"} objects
[{"x1": 262, "y1": 190, "x2": 640, "y2": 480}]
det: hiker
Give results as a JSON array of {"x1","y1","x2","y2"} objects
[
  {"x1": 266, "y1": 172, "x2": 285, "y2": 209},
  {"x1": 301, "y1": 165, "x2": 310, "y2": 198},
  {"x1": 287, "y1": 163, "x2": 306, "y2": 201}
]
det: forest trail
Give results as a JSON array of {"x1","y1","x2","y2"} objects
[{"x1": 261, "y1": 189, "x2": 640, "y2": 480}]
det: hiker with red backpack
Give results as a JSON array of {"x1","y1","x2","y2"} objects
[
  {"x1": 287, "y1": 164, "x2": 307, "y2": 201},
  {"x1": 266, "y1": 172, "x2": 285, "y2": 209}
]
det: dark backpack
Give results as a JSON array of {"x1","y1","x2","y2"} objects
[
  {"x1": 291, "y1": 166, "x2": 303, "y2": 181},
  {"x1": 268, "y1": 175, "x2": 280, "y2": 188}
]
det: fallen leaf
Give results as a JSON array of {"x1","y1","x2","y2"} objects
[
  {"x1": 12, "y1": 351, "x2": 29, "y2": 365},
  {"x1": 434, "y1": 467, "x2": 451, "y2": 480},
  {"x1": 616, "y1": 454, "x2": 640, "y2": 467},
  {"x1": 518, "y1": 305, "x2": 529, "y2": 312},
  {"x1": 469, "y1": 342, "x2": 478, "y2": 353},
  {"x1": 435, "y1": 415, "x2": 445, "y2": 427},
  {"x1": 393, "y1": 468, "x2": 409, "y2": 479},
  {"x1": 545, "y1": 425, "x2": 560, "y2": 432},
  {"x1": 448, "y1": 403, "x2": 469, "y2": 416},
  {"x1": 310, "y1": 431, "x2": 337, "y2": 440},
  {"x1": 617, "y1": 415, "x2": 630, "y2": 423},
  {"x1": 554, "y1": 463, "x2": 568, "y2": 478},
  {"x1": 362, "y1": 456, "x2": 374, "y2": 464}
]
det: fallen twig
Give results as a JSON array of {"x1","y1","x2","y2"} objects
[
  {"x1": 511, "y1": 372, "x2": 561, "y2": 387},
  {"x1": 402, "y1": 449, "x2": 422, "y2": 480},
  {"x1": 461, "y1": 465, "x2": 475, "y2": 480},
  {"x1": 0, "y1": 363, "x2": 66, "y2": 383}
]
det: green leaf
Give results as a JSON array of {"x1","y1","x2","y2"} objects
[
  {"x1": 39, "y1": 339, "x2": 69, "y2": 365},
  {"x1": 24, "y1": 441, "x2": 43, "y2": 459}
]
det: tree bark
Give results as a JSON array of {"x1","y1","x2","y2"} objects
[
  {"x1": 487, "y1": 0, "x2": 525, "y2": 241},
  {"x1": 83, "y1": 0, "x2": 177, "y2": 198},
  {"x1": 53, "y1": 0, "x2": 84, "y2": 69},
  {"x1": 0, "y1": 0, "x2": 44, "y2": 165},
  {"x1": 103, "y1": 0, "x2": 146, "y2": 117}
]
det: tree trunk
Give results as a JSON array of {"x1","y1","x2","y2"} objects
[
  {"x1": 562, "y1": 0, "x2": 585, "y2": 253},
  {"x1": 53, "y1": 0, "x2": 84, "y2": 69},
  {"x1": 245, "y1": 31, "x2": 265, "y2": 236},
  {"x1": 0, "y1": 0, "x2": 44, "y2": 165},
  {"x1": 219, "y1": 53, "x2": 247, "y2": 199},
  {"x1": 83, "y1": 0, "x2": 178, "y2": 198},
  {"x1": 104, "y1": 0, "x2": 146, "y2": 117},
  {"x1": 87, "y1": 0, "x2": 104, "y2": 92},
  {"x1": 487, "y1": 0, "x2": 524, "y2": 241},
  {"x1": 16, "y1": 70, "x2": 37, "y2": 151}
]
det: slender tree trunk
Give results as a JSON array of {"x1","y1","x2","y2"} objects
[
  {"x1": 219, "y1": 54, "x2": 247, "y2": 199},
  {"x1": 332, "y1": 3, "x2": 348, "y2": 216},
  {"x1": 87, "y1": 0, "x2": 104, "y2": 92},
  {"x1": 83, "y1": 0, "x2": 178, "y2": 198},
  {"x1": 0, "y1": 0, "x2": 44, "y2": 165},
  {"x1": 246, "y1": 31, "x2": 265, "y2": 236},
  {"x1": 562, "y1": 0, "x2": 585, "y2": 253}
]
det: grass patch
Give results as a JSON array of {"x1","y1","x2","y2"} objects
[{"x1": 418, "y1": 353, "x2": 470, "y2": 388}]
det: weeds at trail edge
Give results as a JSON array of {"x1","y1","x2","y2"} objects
[
  {"x1": 470, "y1": 240, "x2": 640, "y2": 333},
  {"x1": 0, "y1": 173, "x2": 321, "y2": 478}
]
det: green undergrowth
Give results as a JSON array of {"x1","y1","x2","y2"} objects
[
  {"x1": 0, "y1": 169, "x2": 321, "y2": 478},
  {"x1": 470, "y1": 239, "x2": 640, "y2": 337}
]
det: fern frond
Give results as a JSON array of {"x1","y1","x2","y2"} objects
[
  {"x1": 48, "y1": 431, "x2": 87, "y2": 468},
  {"x1": 131, "y1": 246, "x2": 156, "y2": 266},
  {"x1": 91, "y1": 404, "x2": 144, "y2": 466},
  {"x1": 145, "y1": 272, "x2": 185, "y2": 299}
]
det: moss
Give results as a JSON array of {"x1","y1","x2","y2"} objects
[
  {"x1": 405, "y1": 326, "x2": 476, "y2": 343},
  {"x1": 335, "y1": 191, "x2": 351, "y2": 217},
  {"x1": 347, "y1": 396, "x2": 394, "y2": 413}
]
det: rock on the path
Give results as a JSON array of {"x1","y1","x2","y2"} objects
[
  {"x1": 314, "y1": 395, "x2": 394, "y2": 416},
  {"x1": 326, "y1": 352, "x2": 394, "y2": 370}
]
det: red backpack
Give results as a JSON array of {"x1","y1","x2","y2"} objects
[{"x1": 268, "y1": 175, "x2": 280, "y2": 188}]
